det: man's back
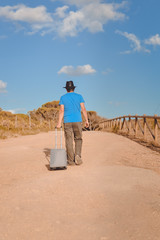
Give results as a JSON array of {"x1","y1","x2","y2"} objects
[{"x1": 59, "y1": 92, "x2": 84, "y2": 123}]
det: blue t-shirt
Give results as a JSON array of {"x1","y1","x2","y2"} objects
[{"x1": 59, "y1": 92, "x2": 85, "y2": 123}]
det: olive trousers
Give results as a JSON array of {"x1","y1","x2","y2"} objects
[{"x1": 64, "y1": 122, "x2": 83, "y2": 163}]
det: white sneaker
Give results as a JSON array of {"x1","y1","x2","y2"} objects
[{"x1": 75, "y1": 155, "x2": 83, "y2": 165}]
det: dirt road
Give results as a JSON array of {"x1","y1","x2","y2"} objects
[{"x1": 0, "y1": 131, "x2": 160, "y2": 240}]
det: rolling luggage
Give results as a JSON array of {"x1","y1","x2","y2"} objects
[{"x1": 50, "y1": 127, "x2": 67, "y2": 170}]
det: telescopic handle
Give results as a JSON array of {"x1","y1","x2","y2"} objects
[{"x1": 55, "y1": 127, "x2": 62, "y2": 149}]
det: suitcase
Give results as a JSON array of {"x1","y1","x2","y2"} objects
[{"x1": 50, "y1": 127, "x2": 67, "y2": 170}]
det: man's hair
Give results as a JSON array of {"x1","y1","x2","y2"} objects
[{"x1": 66, "y1": 87, "x2": 75, "y2": 92}]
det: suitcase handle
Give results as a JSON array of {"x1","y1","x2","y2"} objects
[{"x1": 55, "y1": 127, "x2": 62, "y2": 149}]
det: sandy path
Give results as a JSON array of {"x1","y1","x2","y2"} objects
[{"x1": 0, "y1": 131, "x2": 160, "y2": 240}]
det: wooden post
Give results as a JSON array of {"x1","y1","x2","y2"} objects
[
  {"x1": 29, "y1": 114, "x2": 31, "y2": 129},
  {"x1": 116, "y1": 119, "x2": 118, "y2": 127},
  {"x1": 154, "y1": 114, "x2": 158, "y2": 144},
  {"x1": 128, "y1": 115, "x2": 131, "y2": 134},
  {"x1": 135, "y1": 115, "x2": 138, "y2": 137},
  {"x1": 119, "y1": 118, "x2": 122, "y2": 130},
  {"x1": 143, "y1": 114, "x2": 146, "y2": 141},
  {"x1": 110, "y1": 121, "x2": 112, "y2": 128},
  {"x1": 15, "y1": 115, "x2": 17, "y2": 128},
  {"x1": 123, "y1": 117, "x2": 126, "y2": 130}
]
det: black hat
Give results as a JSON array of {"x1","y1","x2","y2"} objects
[{"x1": 63, "y1": 81, "x2": 76, "y2": 90}]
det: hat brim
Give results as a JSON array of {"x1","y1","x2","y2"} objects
[{"x1": 63, "y1": 86, "x2": 76, "y2": 89}]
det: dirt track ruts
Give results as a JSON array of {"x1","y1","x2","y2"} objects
[{"x1": 0, "y1": 131, "x2": 160, "y2": 240}]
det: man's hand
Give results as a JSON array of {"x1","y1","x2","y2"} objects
[
  {"x1": 80, "y1": 103, "x2": 89, "y2": 129},
  {"x1": 56, "y1": 123, "x2": 61, "y2": 129},
  {"x1": 85, "y1": 121, "x2": 89, "y2": 128}
]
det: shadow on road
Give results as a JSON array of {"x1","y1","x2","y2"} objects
[
  {"x1": 43, "y1": 148, "x2": 51, "y2": 171},
  {"x1": 43, "y1": 148, "x2": 51, "y2": 162}
]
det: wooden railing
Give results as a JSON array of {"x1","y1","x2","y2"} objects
[{"x1": 99, "y1": 115, "x2": 160, "y2": 145}]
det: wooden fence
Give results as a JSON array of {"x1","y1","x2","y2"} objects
[
  {"x1": 1, "y1": 115, "x2": 55, "y2": 130},
  {"x1": 99, "y1": 115, "x2": 160, "y2": 146}
]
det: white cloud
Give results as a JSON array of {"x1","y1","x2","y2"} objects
[
  {"x1": 7, "y1": 109, "x2": 15, "y2": 114},
  {"x1": 0, "y1": 4, "x2": 53, "y2": 35},
  {"x1": 57, "y1": 2, "x2": 127, "y2": 37},
  {"x1": 116, "y1": 30, "x2": 150, "y2": 53},
  {"x1": 0, "y1": 2, "x2": 127, "y2": 37},
  {"x1": 145, "y1": 34, "x2": 160, "y2": 46},
  {"x1": 54, "y1": 6, "x2": 69, "y2": 18},
  {"x1": 57, "y1": 10, "x2": 84, "y2": 37},
  {"x1": 0, "y1": 80, "x2": 7, "y2": 93},
  {"x1": 0, "y1": 5, "x2": 53, "y2": 23},
  {"x1": 52, "y1": 0, "x2": 128, "y2": 8},
  {"x1": 58, "y1": 64, "x2": 96, "y2": 76},
  {"x1": 7, "y1": 108, "x2": 26, "y2": 114},
  {"x1": 51, "y1": 0, "x2": 102, "y2": 7}
]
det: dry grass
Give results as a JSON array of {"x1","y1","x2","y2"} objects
[
  {"x1": 0, "y1": 111, "x2": 56, "y2": 139},
  {"x1": 0, "y1": 100, "x2": 103, "y2": 139}
]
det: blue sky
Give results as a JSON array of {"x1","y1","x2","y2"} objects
[{"x1": 0, "y1": 0, "x2": 160, "y2": 118}]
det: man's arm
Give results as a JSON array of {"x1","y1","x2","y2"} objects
[
  {"x1": 80, "y1": 102, "x2": 89, "y2": 128},
  {"x1": 57, "y1": 105, "x2": 64, "y2": 128}
]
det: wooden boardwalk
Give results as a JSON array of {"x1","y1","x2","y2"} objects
[{"x1": 0, "y1": 131, "x2": 160, "y2": 240}]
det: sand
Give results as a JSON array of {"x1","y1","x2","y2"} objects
[{"x1": 0, "y1": 131, "x2": 160, "y2": 240}]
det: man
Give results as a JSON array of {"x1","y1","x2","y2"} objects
[{"x1": 57, "y1": 81, "x2": 89, "y2": 165}]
